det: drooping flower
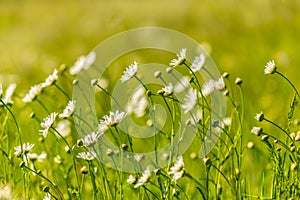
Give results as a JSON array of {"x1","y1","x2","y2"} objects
[
  {"x1": 77, "y1": 151, "x2": 97, "y2": 161},
  {"x1": 82, "y1": 132, "x2": 101, "y2": 147},
  {"x1": 126, "y1": 87, "x2": 148, "y2": 117},
  {"x1": 191, "y1": 54, "x2": 205, "y2": 72},
  {"x1": 0, "y1": 83, "x2": 16, "y2": 105},
  {"x1": 100, "y1": 110, "x2": 126, "y2": 127},
  {"x1": 41, "y1": 69, "x2": 58, "y2": 88},
  {"x1": 134, "y1": 166, "x2": 151, "y2": 188},
  {"x1": 214, "y1": 77, "x2": 226, "y2": 91},
  {"x1": 264, "y1": 60, "x2": 277, "y2": 74},
  {"x1": 170, "y1": 48, "x2": 186, "y2": 67},
  {"x1": 22, "y1": 84, "x2": 43, "y2": 103},
  {"x1": 59, "y1": 100, "x2": 76, "y2": 118},
  {"x1": 182, "y1": 88, "x2": 197, "y2": 114},
  {"x1": 69, "y1": 51, "x2": 96, "y2": 75},
  {"x1": 39, "y1": 112, "x2": 58, "y2": 138},
  {"x1": 202, "y1": 80, "x2": 215, "y2": 96},
  {"x1": 14, "y1": 142, "x2": 35, "y2": 156},
  {"x1": 168, "y1": 156, "x2": 185, "y2": 182},
  {"x1": 120, "y1": 61, "x2": 138, "y2": 83}
]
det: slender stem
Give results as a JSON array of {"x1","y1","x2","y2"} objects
[
  {"x1": 263, "y1": 118, "x2": 293, "y2": 141},
  {"x1": 54, "y1": 83, "x2": 70, "y2": 99},
  {"x1": 275, "y1": 71, "x2": 300, "y2": 99}
]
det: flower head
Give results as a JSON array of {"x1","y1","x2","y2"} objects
[
  {"x1": 39, "y1": 112, "x2": 58, "y2": 138},
  {"x1": 174, "y1": 76, "x2": 190, "y2": 93},
  {"x1": 202, "y1": 80, "x2": 215, "y2": 96},
  {"x1": 82, "y1": 132, "x2": 101, "y2": 147},
  {"x1": 77, "y1": 151, "x2": 97, "y2": 161},
  {"x1": 182, "y1": 88, "x2": 197, "y2": 114},
  {"x1": 59, "y1": 100, "x2": 76, "y2": 118},
  {"x1": 55, "y1": 120, "x2": 71, "y2": 137},
  {"x1": 41, "y1": 69, "x2": 58, "y2": 88},
  {"x1": 126, "y1": 87, "x2": 148, "y2": 117},
  {"x1": 69, "y1": 51, "x2": 96, "y2": 75},
  {"x1": 255, "y1": 112, "x2": 264, "y2": 122},
  {"x1": 127, "y1": 175, "x2": 137, "y2": 185},
  {"x1": 161, "y1": 83, "x2": 173, "y2": 96},
  {"x1": 168, "y1": 156, "x2": 185, "y2": 182},
  {"x1": 264, "y1": 60, "x2": 277, "y2": 74},
  {"x1": 120, "y1": 61, "x2": 138, "y2": 82},
  {"x1": 100, "y1": 110, "x2": 126, "y2": 127},
  {"x1": 28, "y1": 152, "x2": 47, "y2": 162},
  {"x1": 0, "y1": 83, "x2": 16, "y2": 105},
  {"x1": 134, "y1": 166, "x2": 151, "y2": 188},
  {"x1": 43, "y1": 193, "x2": 51, "y2": 200},
  {"x1": 251, "y1": 126, "x2": 263, "y2": 136},
  {"x1": 170, "y1": 48, "x2": 186, "y2": 67},
  {"x1": 191, "y1": 54, "x2": 205, "y2": 72},
  {"x1": 14, "y1": 142, "x2": 35, "y2": 156},
  {"x1": 22, "y1": 84, "x2": 43, "y2": 103},
  {"x1": 214, "y1": 77, "x2": 226, "y2": 91}
]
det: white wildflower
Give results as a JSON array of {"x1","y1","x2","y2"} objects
[
  {"x1": 39, "y1": 112, "x2": 58, "y2": 138},
  {"x1": 0, "y1": 83, "x2": 16, "y2": 105},
  {"x1": 41, "y1": 69, "x2": 58, "y2": 88},
  {"x1": 182, "y1": 88, "x2": 197, "y2": 114},
  {"x1": 69, "y1": 51, "x2": 96, "y2": 75},
  {"x1": 126, "y1": 87, "x2": 148, "y2": 117},
  {"x1": 120, "y1": 61, "x2": 138, "y2": 82},
  {"x1": 134, "y1": 166, "x2": 151, "y2": 188},
  {"x1": 214, "y1": 77, "x2": 226, "y2": 91},
  {"x1": 100, "y1": 110, "x2": 126, "y2": 127},
  {"x1": 82, "y1": 132, "x2": 101, "y2": 147},
  {"x1": 223, "y1": 117, "x2": 232, "y2": 127},
  {"x1": 251, "y1": 126, "x2": 263, "y2": 136},
  {"x1": 14, "y1": 142, "x2": 34, "y2": 156},
  {"x1": 28, "y1": 152, "x2": 47, "y2": 162},
  {"x1": 55, "y1": 120, "x2": 71, "y2": 137},
  {"x1": 77, "y1": 151, "x2": 97, "y2": 161},
  {"x1": 134, "y1": 154, "x2": 145, "y2": 162},
  {"x1": 0, "y1": 184, "x2": 12, "y2": 200},
  {"x1": 170, "y1": 48, "x2": 186, "y2": 67},
  {"x1": 191, "y1": 54, "x2": 205, "y2": 72},
  {"x1": 43, "y1": 193, "x2": 51, "y2": 200},
  {"x1": 127, "y1": 175, "x2": 137, "y2": 184},
  {"x1": 202, "y1": 80, "x2": 215, "y2": 96},
  {"x1": 264, "y1": 60, "x2": 276, "y2": 74},
  {"x1": 168, "y1": 156, "x2": 185, "y2": 182},
  {"x1": 22, "y1": 84, "x2": 43, "y2": 103},
  {"x1": 174, "y1": 76, "x2": 190, "y2": 93},
  {"x1": 59, "y1": 100, "x2": 76, "y2": 118},
  {"x1": 161, "y1": 83, "x2": 173, "y2": 96}
]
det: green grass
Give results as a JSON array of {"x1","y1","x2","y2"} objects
[{"x1": 0, "y1": 0, "x2": 300, "y2": 199}]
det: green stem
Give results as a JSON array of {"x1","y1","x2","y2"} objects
[{"x1": 275, "y1": 71, "x2": 300, "y2": 100}]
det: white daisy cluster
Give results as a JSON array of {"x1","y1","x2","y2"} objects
[
  {"x1": 126, "y1": 87, "x2": 148, "y2": 117},
  {"x1": 133, "y1": 166, "x2": 152, "y2": 188},
  {"x1": 168, "y1": 156, "x2": 185, "y2": 182},
  {"x1": 22, "y1": 84, "x2": 43, "y2": 103},
  {"x1": 41, "y1": 69, "x2": 58, "y2": 88},
  {"x1": 0, "y1": 83, "x2": 16, "y2": 105},
  {"x1": 59, "y1": 100, "x2": 76, "y2": 118},
  {"x1": 39, "y1": 112, "x2": 58, "y2": 138},
  {"x1": 120, "y1": 61, "x2": 138, "y2": 82},
  {"x1": 77, "y1": 151, "x2": 97, "y2": 161},
  {"x1": 82, "y1": 131, "x2": 101, "y2": 147},
  {"x1": 100, "y1": 110, "x2": 126, "y2": 127},
  {"x1": 69, "y1": 51, "x2": 96, "y2": 75},
  {"x1": 14, "y1": 142, "x2": 35, "y2": 157}
]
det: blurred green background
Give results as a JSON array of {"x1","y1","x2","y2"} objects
[{"x1": 1, "y1": 0, "x2": 300, "y2": 196}]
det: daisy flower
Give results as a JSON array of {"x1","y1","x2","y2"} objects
[
  {"x1": 28, "y1": 152, "x2": 47, "y2": 162},
  {"x1": 191, "y1": 54, "x2": 205, "y2": 72},
  {"x1": 251, "y1": 126, "x2": 263, "y2": 136},
  {"x1": 55, "y1": 120, "x2": 71, "y2": 137},
  {"x1": 39, "y1": 112, "x2": 58, "y2": 138},
  {"x1": 0, "y1": 83, "x2": 16, "y2": 105},
  {"x1": 77, "y1": 151, "x2": 97, "y2": 161},
  {"x1": 100, "y1": 110, "x2": 126, "y2": 127},
  {"x1": 22, "y1": 84, "x2": 43, "y2": 103},
  {"x1": 82, "y1": 132, "x2": 101, "y2": 147},
  {"x1": 120, "y1": 61, "x2": 138, "y2": 82},
  {"x1": 174, "y1": 76, "x2": 190, "y2": 93},
  {"x1": 202, "y1": 80, "x2": 215, "y2": 96},
  {"x1": 41, "y1": 69, "x2": 58, "y2": 88},
  {"x1": 182, "y1": 88, "x2": 197, "y2": 114},
  {"x1": 127, "y1": 175, "x2": 137, "y2": 185},
  {"x1": 134, "y1": 166, "x2": 151, "y2": 188},
  {"x1": 69, "y1": 51, "x2": 96, "y2": 75},
  {"x1": 43, "y1": 193, "x2": 51, "y2": 200},
  {"x1": 214, "y1": 77, "x2": 226, "y2": 91},
  {"x1": 59, "y1": 100, "x2": 76, "y2": 118},
  {"x1": 264, "y1": 60, "x2": 277, "y2": 74},
  {"x1": 14, "y1": 142, "x2": 34, "y2": 156},
  {"x1": 161, "y1": 83, "x2": 173, "y2": 96},
  {"x1": 126, "y1": 87, "x2": 148, "y2": 117},
  {"x1": 168, "y1": 156, "x2": 185, "y2": 182},
  {"x1": 255, "y1": 112, "x2": 264, "y2": 122},
  {"x1": 170, "y1": 48, "x2": 186, "y2": 67}
]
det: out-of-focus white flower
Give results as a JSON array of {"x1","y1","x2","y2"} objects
[
  {"x1": 168, "y1": 156, "x2": 185, "y2": 182},
  {"x1": 134, "y1": 154, "x2": 145, "y2": 162},
  {"x1": 127, "y1": 175, "x2": 137, "y2": 184},
  {"x1": 191, "y1": 54, "x2": 205, "y2": 72},
  {"x1": 22, "y1": 84, "x2": 43, "y2": 103},
  {"x1": 223, "y1": 117, "x2": 232, "y2": 127},
  {"x1": 41, "y1": 69, "x2": 58, "y2": 88},
  {"x1": 39, "y1": 112, "x2": 58, "y2": 138},
  {"x1": 255, "y1": 112, "x2": 264, "y2": 122},
  {"x1": 28, "y1": 152, "x2": 47, "y2": 162},
  {"x1": 59, "y1": 100, "x2": 76, "y2": 118},
  {"x1": 100, "y1": 110, "x2": 126, "y2": 127},
  {"x1": 251, "y1": 126, "x2": 263, "y2": 136},
  {"x1": 82, "y1": 132, "x2": 101, "y2": 147},
  {"x1": 14, "y1": 142, "x2": 35, "y2": 156},
  {"x1": 55, "y1": 120, "x2": 71, "y2": 137},
  {"x1": 174, "y1": 76, "x2": 190, "y2": 93},
  {"x1": 0, "y1": 184, "x2": 12, "y2": 200},
  {"x1": 161, "y1": 83, "x2": 173, "y2": 96},
  {"x1": 0, "y1": 83, "x2": 16, "y2": 105},
  {"x1": 264, "y1": 60, "x2": 276, "y2": 74},
  {"x1": 202, "y1": 80, "x2": 215, "y2": 96},
  {"x1": 69, "y1": 51, "x2": 96, "y2": 75},
  {"x1": 170, "y1": 48, "x2": 186, "y2": 67},
  {"x1": 120, "y1": 61, "x2": 138, "y2": 83},
  {"x1": 126, "y1": 87, "x2": 148, "y2": 117},
  {"x1": 43, "y1": 193, "x2": 51, "y2": 200},
  {"x1": 182, "y1": 88, "x2": 197, "y2": 114},
  {"x1": 214, "y1": 77, "x2": 226, "y2": 91},
  {"x1": 134, "y1": 166, "x2": 151, "y2": 188},
  {"x1": 77, "y1": 151, "x2": 97, "y2": 161},
  {"x1": 186, "y1": 110, "x2": 202, "y2": 126}
]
